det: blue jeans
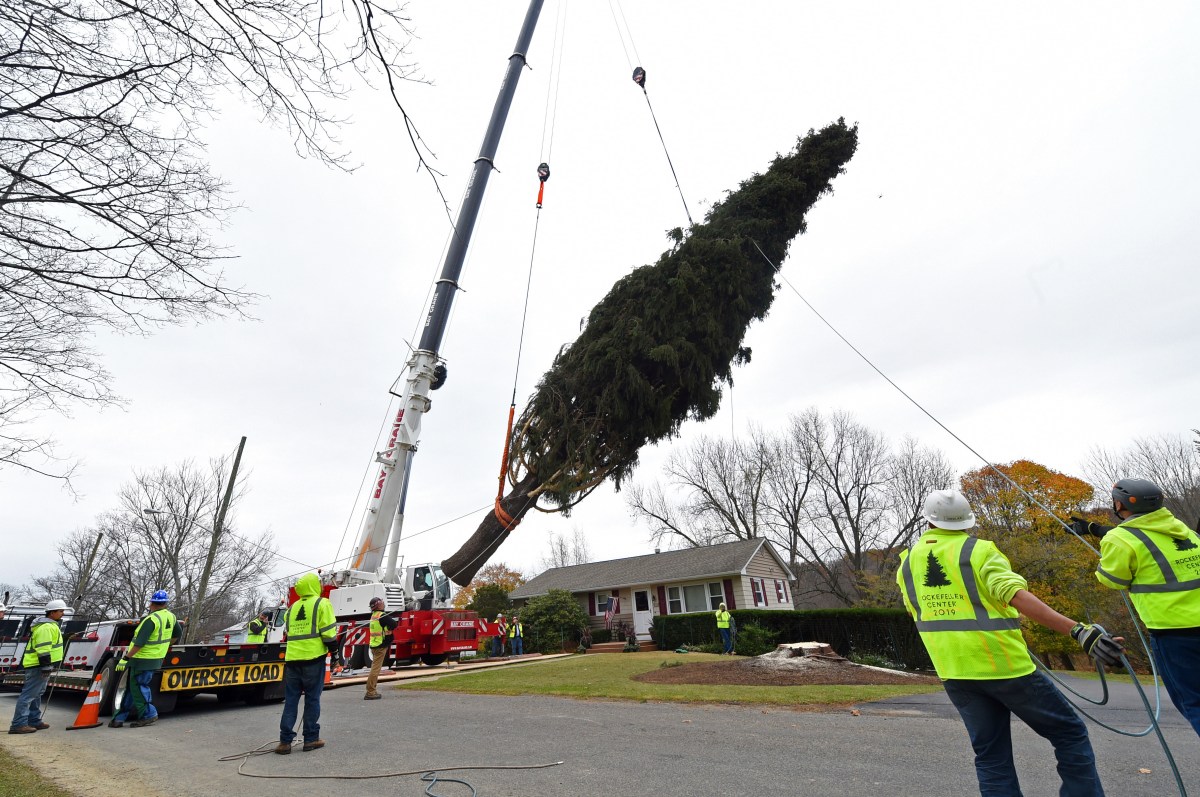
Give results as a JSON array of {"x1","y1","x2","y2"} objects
[
  {"x1": 719, "y1": 628, "x2": 733, "y2": 653},
  {"x1": 1151, "y1": 631, "x2": 1200, "y2": 739},
  {"x1": 9, "y1": 668, "x2": 50, "y2": 729},
  {"x1": 280, "y1": 657, "x2": 325, "y2": 744},
  {"x1": 511, "y1": 637, "x2": 523, "y2": 655},
  {"x1": 114, "y1": 669, "x2": 157, "y2": 722},
  {"x1": 491, "y1": 635, "x2": 503, "y2": 657},
  {"x1": 943, "y1": 672, "x2": 1103, "y2": 797}
]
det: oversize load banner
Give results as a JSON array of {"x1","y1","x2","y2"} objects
[{"x1": 161, "y1": 662, "x2": 283, "y2": 692}]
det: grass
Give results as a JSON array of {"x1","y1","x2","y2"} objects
[
  {"x1": 0, "y1": 746, "x2": 76, "y2": 797},
  {"x1": 1051, "y1": 669, "x2": 1142, "y2": 685},
  {"x1": 398, "y1": 651, "x2": 943, "y2": 708}
]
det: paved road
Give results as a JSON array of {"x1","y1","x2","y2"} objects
[{"x1": 2, "y1": 671, "x2": 1195, "y2": 797}]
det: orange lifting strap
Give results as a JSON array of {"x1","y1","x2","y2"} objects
[{"x1": 493, "y1": 404, "x2": 521, "y2": 531}]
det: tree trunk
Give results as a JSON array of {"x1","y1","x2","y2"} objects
[{"x1": 443, "y1": 472, "x2": 542, "y2": 586}]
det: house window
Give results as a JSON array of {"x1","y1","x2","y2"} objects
[
  {"x1": 751, "y1": 578, "x2": 766, "y2": 607},
  {"x1": 708, "y1": 582, "x2": 724, "y2": 610},
  {"x1": 634, "y1": 591, "x2": 650, "y2": 612},
  {"x1": 667, "y1": 586, "x2": 682, "y2": 614},
  {"x1": 682, "y1": 584, "x2": 707, "y2": 613},
  {"x1": 596, "y1": 596, "x2": 610, "y2": 616},
  {"x1": 775, "y1": 579, "x2": 787, "y2": 603}
]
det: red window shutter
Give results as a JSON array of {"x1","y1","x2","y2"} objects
[
  {"x1": 656, "y1": 585, "x2": 668, "y2": 616},
  {"x1": 762, "y1": 578, "x2": 769, "y2": 606},
  {"x1": 782, "y1": 579, "x2": 790, "y2": 604},
  {"x1": 588, "y1": 592, "x2": 596, "y2": 616},
  {"x1": 722, "y1": 578, "x2": 736, "y2": 610}
]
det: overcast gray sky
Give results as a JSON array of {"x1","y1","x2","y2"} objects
[{"x1": 3, "y1": 1, "x2": 1198, "y2": 593}]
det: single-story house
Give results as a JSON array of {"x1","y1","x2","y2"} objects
[{"x1": 510, "y1": 538, "x2": 795, "y2": 640}]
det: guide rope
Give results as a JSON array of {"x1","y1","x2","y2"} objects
[{"x1": 749, "y1": 239, "x2": 1187, "y2": 796}]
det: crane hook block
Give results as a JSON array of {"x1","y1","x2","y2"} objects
[
  {"x1": 431, "y1": 362, "x2": 448, "y2": 391},
  {"x1": 537, "y1": 162, "x2": 550, "y2": 183},
  {"x1": 632, "y1": 66, "x2": 646, "y2": 88}
]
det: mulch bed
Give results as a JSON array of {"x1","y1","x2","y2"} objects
[{"x1": 632, "y1": 657, "x2": 940, "y2": 687}]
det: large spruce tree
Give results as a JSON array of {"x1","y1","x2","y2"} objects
[{"x1": 444, "y1": 119, "x2": 859, "y2": 585}]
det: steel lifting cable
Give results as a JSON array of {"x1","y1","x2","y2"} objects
[
  {"x1": 608, "y1": 0, "x2": 693, "y2": 227},
  {"x1": 492, "y1": 2, "x2": 569, "y2": 534},
  {"x1": 748, "y1": 240, "x2": 1189, "y2": 796}
]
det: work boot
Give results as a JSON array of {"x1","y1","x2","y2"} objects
[
  {"x1": 364, "y1": 693, "x2": 381, "y2": 700},
  {"x1": 129, "y1": 716, "x2": 157, "y2": 728},
  {"x1": 107, "y1": 719, "x2": 124, "y2": 728},
  {"x1": 8, "y1": 726, "x2": 37, "y2": 734},
  {"x1": 274, "y1": 742, "x2": 292, "y2": 755},
  {"x1": 302, "y1": 739, "x2": 325, "y2": 752},
  {"x1": 34, "y1": 722, "x2": 50, "y2": 730}
]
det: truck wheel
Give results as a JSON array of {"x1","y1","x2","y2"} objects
[
  {"x1": 348, "y1": 645, "x2": 369, "y2": 670},
  {"x1": 419, "y1": 654, "x2": 446, "y2": 666},
  {"x1": 96, "y1": 660, "x2": 120, "y2": 717}
]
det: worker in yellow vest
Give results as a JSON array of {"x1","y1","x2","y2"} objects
[
  {"x1": 1086, "y1": 478, "x2": 1200, "y2": 740},
  {"x1": 8, "y1": 599, "x2": 66, "y2": 734},
  {"x1": 364, "y1": 596, "x2": 398, "y2": 700},
  {"x1": 898, "y1": 490, "x2": 1121, "y2": 796},
  {"x1": 109, "y1": 590, "x2": 180, "y2": 729},
  {"x1": 508, "y1": 614, "x2": 524, "y2": 656},
  {"x1": 246, "y1": 609, "x2": 271, "y2": 644},
  {"x1": 275, "y1": 572, "x2": 337, "y2": 754},
  {"x1": 715, "y1": 603, "x2": 733, "y2": 655}
]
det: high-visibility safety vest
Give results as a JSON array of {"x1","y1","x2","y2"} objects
[
  {"x1": 507, "y1": 621, "x2": 522, "y2": 639},
  {"x1": 284, "y1": 596, "x2": 337, "y2": 661},
  {"x1": 246, "y1": 617, "x2": 268, "y2": 644},
  {"x1": 897, "y1": 533, "x2": 1033, "y2": 680},
  {"x1": 1096, "y1": 508, "x2": 1200, "y2": 630},
  {"x1": 129, "y1": 609, "x2": 177, "y2": 661},
  {"x1": 715, "y1": 610, "x2": 731, "y2": 629},
  {"x1": 23, "y1": 618, "x2": 64, "y2": 668},
  {"x1": 369, "y1": 611, "x2": 386, "y2": 648}
]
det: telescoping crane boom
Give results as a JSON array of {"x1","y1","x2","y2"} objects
[{"x1": 322, "y1": 1, "x2": 545, "y2": 623}]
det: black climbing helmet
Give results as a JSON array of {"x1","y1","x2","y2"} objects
[{"x1": 1111, "y1": 478, "x2": 1164, "y2": 514}]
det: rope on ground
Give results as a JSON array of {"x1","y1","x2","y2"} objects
[{"x1": 219, "y1": 743, "x2": 563, "y2": 785}]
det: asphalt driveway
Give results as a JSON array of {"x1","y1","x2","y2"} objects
[{"x1": 2, "y1": 671, "x2": 1195, "y2": 797}]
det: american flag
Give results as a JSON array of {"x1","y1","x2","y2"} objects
[{"x1": 603, "y1": 595, "x2": 620, "y2": 629}]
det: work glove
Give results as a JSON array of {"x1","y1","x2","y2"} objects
[
  {"x1": 114, "y1": 659, "x2": 127, "y2": 673},
  {"x1": 1071, "y1": 623, "x2": 1124, "y2": 668},
  {"x1": 39, "y1": 664, "x2": 53, "y2": 674},
  {"x1": 1068, "y1": 517, "x2": 1112, "y2": 538}
]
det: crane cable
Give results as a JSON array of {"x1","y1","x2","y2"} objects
[
  {"x1": 608, "y1": 0, "x2": 693, "y2": 227},
  {"x1": 493, "y1": 0, "x2": 569, "y2": 533},
  {"x1": 749, "y1": 239, "x2": 1188, "y2": 796}
]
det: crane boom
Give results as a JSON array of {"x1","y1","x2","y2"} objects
[{"x1": 346, "y1": 0, "x2": 546, "y2": 584}]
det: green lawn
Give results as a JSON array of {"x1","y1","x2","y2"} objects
[
  {"x1": 399, "y1": 652, "x2": 942, "y2": 707},
  {"x1": 0, "y1": 746, "x2": 75, "y2": 797}
]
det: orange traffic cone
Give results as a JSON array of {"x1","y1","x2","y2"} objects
[
  {"x1": 66, "y1": 672, "x2": 104, "y2": 730},
  {"x1": 324, "y1": 654, "x2": 332, "y2": 686}
]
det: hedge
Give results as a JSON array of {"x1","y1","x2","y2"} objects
[{"x1": 651, "y1": 608, "x2": 933, "y2": 670}]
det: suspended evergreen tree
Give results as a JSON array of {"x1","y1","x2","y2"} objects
[
  {"x1": 444, "y1": 120, "x2": 859, "y2": 585},
  {"x1": 923, "y1": 553, "x2": 952, "y2": 588}
]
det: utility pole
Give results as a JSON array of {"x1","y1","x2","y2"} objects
[
  {"x1": 72, "y1": 532, "x2": 105, "y2": 609},
  {"x1": 188, "y1": 436, "x2": 247, "y2": 643}
]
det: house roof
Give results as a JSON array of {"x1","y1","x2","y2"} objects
[{"x1": 510, "y1": 538, "x2": 792, "y2": 599}]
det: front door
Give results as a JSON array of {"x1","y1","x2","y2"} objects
[{"x1": 632, "y1": 590, "x2": 653, "y2": 641}]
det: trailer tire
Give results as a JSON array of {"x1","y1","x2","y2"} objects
[
  {"x1": 419, "y1": 654, "x2": 446, "y2": 667},
  {"x1": 96, "y1": 660, "x2": 120, "y2": 717},
  {"x1": 149, "y1": 673, "x2": 177, "y2": 715}
]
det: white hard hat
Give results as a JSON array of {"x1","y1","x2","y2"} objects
[
  {"x1": 45, "y1": 599, "x2": 68, "y2": 612},
  {"x1": 922, "y1": 490, "x2": 976, "y2": 530}
]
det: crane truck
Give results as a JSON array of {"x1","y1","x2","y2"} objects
[{"x1": 1, "y1": 3, "x2": 545, "y2": 714}]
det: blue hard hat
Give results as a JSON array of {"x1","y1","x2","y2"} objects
[{"x1": 151, "y1": 590, "x2": 170, "y2": 603}]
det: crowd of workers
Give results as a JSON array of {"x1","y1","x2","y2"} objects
[{"x1": 6, "y1": 475, "x2": 1198, "y2": 797}]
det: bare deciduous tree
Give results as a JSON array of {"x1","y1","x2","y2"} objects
[
  {"x1": 1, "y1": 0, "x2": 429, "y2": 477},
  {"x1": 626, "y1": 431, "x2": 775, "y2": 550},
  {"x1": 25, "y1": 456, "x2": 277, "y2": 637},
  {"x1": 539, "y1": 527, "x2": 592, "y2": 571},
  {"x1": 789, "y1": 410, "x2": 953, "y2": 606},
  {"x1": 1085, "y1": 433, "x2": 1200, "y2": 527}
]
